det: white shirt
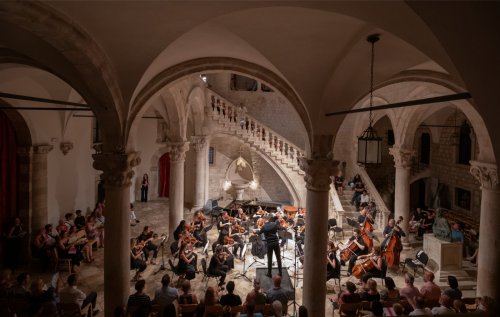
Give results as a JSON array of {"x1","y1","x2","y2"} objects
[
  {"x1": 409, "y1": 308, "x2": 432, "y2": 316},
  {"x1": 360, "y1": 194, "x2": 370, "y2": 203},
  {"x1": 431, "y1": 305, "x2": 455, "y2": 315},
  {"x1": 59, "y1": 285, "x2": 86, "y2": 307}
]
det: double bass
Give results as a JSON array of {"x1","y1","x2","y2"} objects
[{"x1": 382, "y1": 216, "x2": 404, "y2": 268}]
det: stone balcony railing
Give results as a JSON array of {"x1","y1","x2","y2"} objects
[{"x1": 206, "y1": 90, "x2": 306, "y2": 175}]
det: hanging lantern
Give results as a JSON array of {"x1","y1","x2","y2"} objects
[{"x1": 358, "y1": 34, "x2": 382, "y2": 166}]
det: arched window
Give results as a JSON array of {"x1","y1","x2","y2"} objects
[
  {"x1": 420, "y1": 133, "x2": 430, "y2": 165},
  {"x1": 457, "y1": 121, "x2": 472, "y2": 165}
]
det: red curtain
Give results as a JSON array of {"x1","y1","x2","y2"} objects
[
  {"x1": 0, "y1": 110, "x2": 18, "y2": 235},
  {"x1": 158, "y1": 153, "x2": 170, "y2": 197}
]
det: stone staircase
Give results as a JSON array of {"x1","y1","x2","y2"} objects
[{"x1": 206, "y1": 90, "x2": 307, "y2": 205}]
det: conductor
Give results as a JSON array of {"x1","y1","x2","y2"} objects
[{"x1": 256, "y1": 214, "x2": 282, "y2": 277}]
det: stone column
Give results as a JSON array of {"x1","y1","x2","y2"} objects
[
  {"x1": 299, "y1": 136, "x2": 338, "y2": 317},
  {"x1": 31, "y1": 144, "x2": 53, "y2": 233},
  {"x1": 167, "y1": 142, "x2": 190, "y2": 240},
  {"x1": 191, "y1": 135, "x2": 207, "y2": 209},
  {"x1": 93, "y1": 151, "x2": 140, "y2": 317},
  {"x1": 470, "y1": 161, "x2": 500, "y2": 301},
  {"x1": 389, "y1": 147, "x2": 414, "y2": 244}
]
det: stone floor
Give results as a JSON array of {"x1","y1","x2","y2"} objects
[{"x1": 23, "y1": 200, "x2": 478, "y2": 316}]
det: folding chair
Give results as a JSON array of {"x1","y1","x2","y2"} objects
[
  {"x1": 328, "y1": 218, "x2": 344, "y2": 240},
  {"x1": 400, "y1": 250, "x2": 429, "y2": 276},
  {"x1": 201, "y1": 258, "x2": 220, "y2": 289}
]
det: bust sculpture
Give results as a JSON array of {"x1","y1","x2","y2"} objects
[{"x1": 432, "y1": 209, "x2": 451, "y2": 241}]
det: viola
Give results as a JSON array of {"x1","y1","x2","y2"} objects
[
  {"x1": 351, "y1": 257, "x2": 375, "y2": 279},
  {"x1": 382, "y1": 216, "x2": 404, "y2": 268}
]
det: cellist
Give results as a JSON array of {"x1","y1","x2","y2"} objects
[
  {"x1": 346, "y1": 228, "x2": 368, "y2": 277},
  {"x1": 357, "y1": 206, "x2": 374, "y2": 226},
  {"x1": 355, "y1": 246, "x2": 384, "y2": 282}
]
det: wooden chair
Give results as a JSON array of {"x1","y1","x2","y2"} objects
[
  {"x1": 204, "y1": 304, "x2": 223, "y2": 315},
  {"x1": 58, "y1": 302, "x2": 92, "y2": 317},
  {"x1": 230, "y1": 305, "x2": 244, "y2": 314},
  {"x1": 55, "y1": 248, "x2": 73, "y2": 273},
  {"x1": 178, "y1": 303, "x2": 198, "y2": 316},
  {"x1": 150, "y1": 304, "x2": 162, "y2": 316},
  {"x1": 338, "y1": 302, "x2": 363, "y2": 316},
  {"x1": 424, "y1": 298, "x2": 440, "y2": 309}
]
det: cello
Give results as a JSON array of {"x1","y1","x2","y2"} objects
[
  {"x1": 382, "y1": 216, "x2": 404, "y2": 268},
  {"x1": 360, "y1": 214, "x2": 374, "y2": 249},
  {"x1": 351, "y1": 257, "x2": 375, "y2": 279},
  {"x1": 339, "y1": 239, "x2": 359, "y2": 263}
]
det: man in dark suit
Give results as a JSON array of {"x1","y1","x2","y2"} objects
[{"x1": 256, "y1": 215, "x2": 283, "y2": 277}]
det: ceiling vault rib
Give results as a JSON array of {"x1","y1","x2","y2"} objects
[{"x1": 0, "y1": 92, "x2": 89, "y2": 108}]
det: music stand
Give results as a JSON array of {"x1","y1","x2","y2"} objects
[
  {"x1": 346, "y1": 217, "x2": 359, "y2": 228},
  {"x1": 154, "y1": 234, "x2": 169, "y2": 275},
  {"x1": 247, "y1": 235, "x2": 266, "y2": 269},
  {"x1": 278, "y1": 230, "x2": 293, "y2": 262},
  {"x1": 232, "y1": 244, "x2": 252, "y2": 282}
]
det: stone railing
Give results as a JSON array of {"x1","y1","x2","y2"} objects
[
  {"x1": 354, "y1": 165, "x2": 391, "y2": 229},
  {"x1": 330, "y1": 185, "x2": 345, "y2": 227},
  {"x1": 206, "y1": 90, "x2": 305, "y2": 173}
]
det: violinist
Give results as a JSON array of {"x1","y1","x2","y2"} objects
[
  {"x1": 208, "y1": 245, "x2": 230, "y2": 288},
  {"x1": 356, "y1": 246, "x2": 384, "y2": 282},
  {"x1": 227, "y1": 223, "x2": 245, "y2": 260},
  {"x1": 137, "y1": 226, "x2": 159, "y2": 265},
  {"x1": 255, "y1": 214, "x2": 283, "y2": 278},
  {"x1": 178, "y1": 242, "x2": 196, "y2": 280},
  {"x1": 192, "y1": 211, "x2": 207, "y2": 247},
  {"x1": 381, "y1": 218, "x2": 406, "y2": 249},
  {"x1": 346, "y1": 228, "x2": 368, "y2": 277},
  {"x1": 235, "y1": 208, "x2": 248, "y2": 222},
  {"x1": 253, "y1": 206, "x2": 266, "y2": 219},
  {"x1": 212, "y1": 211, "x2": 232, "y2": 252},
  {"x1": 130, "y1": 238, "x2": 147, "y2": 281},
  {"x1": 326, "y1": 241, "x2": 340, "y2": 281}
]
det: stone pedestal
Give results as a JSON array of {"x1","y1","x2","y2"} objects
[
  {"x1": 167, "y1": 142, "x2": 189, "y2": 240},
  {"x1": 93, "y1": 151, "x2": 140, "y2": 317},
  {"x1": 423, "y1": 233, "x2": 463, "y2": 280},
  {"x1": 390, "y1": 147, "x2": 414, "y2": 245}
]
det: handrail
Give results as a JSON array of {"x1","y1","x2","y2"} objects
[
  {"x1": 206, "y1": 89, "x2": 305, "y2": 162},
  {"x1": 330, "y1": 185, "x2": 344, "y2": 227},
  {"x1": 353, "y1": 164, "x2": 391, "y2": 229}
]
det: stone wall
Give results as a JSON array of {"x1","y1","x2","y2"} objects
[{"x1": 206, "y1": 73, "x2": 308, "y2": 150}]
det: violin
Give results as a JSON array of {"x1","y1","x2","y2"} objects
[
  {"x1": 232, "y1": 223, "x2": 246, "y2": 234},
  {"x1": 279, "y1": 218, "x2": 289, "y2": 229},
  {"x1": 224, "y1": 236, "x2": 235, "y2": 245},
  {"x1": 256, "y1": 218, "x2": 266, "y2": 229}
]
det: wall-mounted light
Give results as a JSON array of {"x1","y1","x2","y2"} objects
[
  {"x1": 249, "y1": 180, "x2": 258, "y2": 190},
  {"x1": 223, "y1": 180, "x2": 232, "y2": 191}
]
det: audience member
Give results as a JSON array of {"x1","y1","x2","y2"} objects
[
  {"x1": 451, "y1": 222, "x2": 464, "y2": 242},
  {"x1": 360, "y1": 278, "x2": 380, "y2": 302},
  {"x1": 74, "y1": 210, "x2": 86, "y2": 229},
  {"x1": 431, "y1": 294, "x2": 455, "y2": 315},
  {"x1": 380, "y1": 277, "x2": 400, "y2": 300},
  {"x1": 10, "y1": 272, "x2": 31, "y2": 297},
  {"x1": 245, "y1": 279, "x2": 266, "y2": 305},
  {"x1": 400, "y1": 273, "x2": 420, "y2": 302},
  {"x1": 0, "y1": 269, "x2": 13, "y2": 297},
  {"x1": 443, "y1": 275, "x2": 462, "y2": 300},
  {"x1": 476, "y1": 296, "x2": 494, "y2": 313},
  {"x1": 179, "y1": 280, "x2": 198, "y2": 304},
  {"x1": 130, "y1": 203, "x2": 140, "y2": 226},
  {"x1": 6, "y1": 217, "x2": 26, "y2": 269},
  {"x1": 369, "y1": 300, "x2": 384, "y2": 316},
  {"x1": 153, "y1": 274, "x2": 178, "y2": 310},
  {"x1": 127, "y1": 279, "x2": 151, "y2": 317},
  {"x1": 408, "y1": 296, "x2": 432, "y2": 316},
  {"x1": 298, "y1": 305, "x2": 308, "y2": 317},
  {"x1": 332, "y1": 281, "x2": 361, "y2": 306},
  {"x1": 453, "y1": 299, "x2": 467, "y2": 313},
  {"x1": 29, "y1": 278, "x2": 58, "y2": 315},
  {"x1": 220, "y1": 281, "x2": 242, "y2": 307},
  {"x1": 202, "y1": 286, "x2": 219, "y2": 317},
  {"x1": 59, "y1": 273, "x2": 99, "y2": 315},
  {"x1": 240, "y1": 302, "x2": 263, "y2": 317},
  {"x1": 64, "y1": 212, "x2": 75, "y2": 230},
  {"x1": 266, "y1": 275, "x2": 289, "y2": 315},
  {"x1": 271, "y1": 300, "x2": 283, "y2": 317},
  {"x1": 420, "y1": 272, "x2": 441, "y2": 302},
  {"x1": 392, "y1": 303, "x2": 405, "y2": 316}
]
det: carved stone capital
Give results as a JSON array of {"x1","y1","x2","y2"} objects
[
  {"x1": 167, "y1": 141, "x2": 190, "y2": 162},
  {"x1": 60, "y1": 142, "x2": 74, "y2": 155},
  {"x1": 389, "y1": 147, "x2": 414, "y2": 169},
  {"x1": 299, "y1": 158, "x2": 339, "y2": 192},
  {"x1": 33, "y1": 144, "x2": 54, "y2": 155},
  {"x1": 190, "y1": 135, "x2": 207, "y2": 153},
  {"x1": 470, "y1": 160, "x2": 499, "y2": 190},
  {"x1": 92, "y1": 151, "x2": 141, "y2": 188}
]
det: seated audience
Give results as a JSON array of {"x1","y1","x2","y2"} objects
[
  {"x1": 202, "y1": 286, "x2": 219, "y2": 317},
  {"x1": 369, "y1": 300, "x2": 384, "y2": 317},
  {"x1": 453, "y1": 299, "x2": 467, "y2": 313},
  {"x1": 240, "y1": 302, "x2": 263, "y2": 317},
  {"x1": 266, "y1": 275, "x2": 289, "y2": 315},
  {"x1": 271, "y1": 300, "x2": 283, "y2": 317},
  {"x1": 179, "y1": 280, "x2": 198, "y2": 304},
  {"x1": 476, "y1": 296, "x2": 494, "y2": 313},
  {"x1": 400, "y1": 273, "x2": 421, "y2": 302},
  {"x1": 153, "y1": 274, "x2": 178, "y2": 310},
  {"x1": 380, "y1": 277, "x2": 400, "y2": 300},
  {"x1": 127, "y1": 279, "x2": 151, "y2": 317},
  {"x1": 431, "y1": 294, "x2": 455, "y2": 315},
  {"x1": 298, "y1": 305, "x2": 308, "y2": 317},
  {"x1": 331, "y1": 281, "x2": 361, "y2": 306},
  {"x1": 29, "y1": 278, "x2": 59, "y2": 315},
  {"x1": 359, "y1": 278, "x2": 380, "y2": 302},
  {"x1": 130, "y1": 203, "x2": 140, "y2": 226},
  {"x1": 0, "y1": 269, "x2": 13, "y2": 297},
  {"x1": 10, "y1": 272, "x2": 31, "y2": 297},
  {"x1": 420, "y1": 272, "x2": 441, "y2": 302},
  {"x1": 74, "y1": 209, "x2": 86, "y2": 229},
  {"x1": 245, "y1": 279, "x2": 266, "y2": 305},
  {"x1": 392, "y1": 303, "x2": 405, "y2": 316},
  {"x1": 443, "y1": 275, "x2": 462, "y2": 300},
  {"x1": 408, "y1": 296, "x2": 432, "y2": 316},
  {"x1": 59, "y1": 273, "x2": 99, "y2": 315},
  {"x1": 220, "y1": 281, "x2": 242, "y2": 307}
]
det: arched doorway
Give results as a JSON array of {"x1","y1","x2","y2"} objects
[
  {"x1": 158, "y1": 153, "x2": 170, "y2": 197},
  {"x1": 0, "y1": 110, "x2": 18, "y2": 236}
]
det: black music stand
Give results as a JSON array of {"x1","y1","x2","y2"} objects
[
  {"x1": 232, "y1": 244, "x2": 252, "y2": 282},
  {"x1": 247, "y1": 235, "x2": 266, "y2": 269},
  {"x1": 278, "y1": 230, "x2": 294, "y2": 262},
  {"x1": 346, "y1": 217, "x2": 359, "y2": 228},
  {"x1": 154, "y1": 234, "x2": 169, "y2": 275}
]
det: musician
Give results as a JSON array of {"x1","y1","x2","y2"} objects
[
  {"x1": 208, "y1": 245, "x2": 230, "y2": 288},
  {"x1": 381, "y1": 218, "x2": 406, "y2": 249},
  {"x1": 253, "y1": 206, "x2": 266, "y2": 219},
  {"x1": 346, "y1": 228, "x2": 368, "y2": 277},
  {"x1": 228, "y1": 224, "x2": 245, "y2": 260},
  {"x1": 212, "y1": 211, "x2": 232, "y2": 252},
  {"x1": 409, "y1": 207, "x2": 426, "y2": 233},
  {"x1": 177, "y1": 242, "x2": 196, "y2": 280},
  {"x1": 130, "y1": 238, "x2": 147, "y2": 281},
  {"x1": 192, "y1": 211, "x2": 207, "y2": 247},
  {"x1": 137, "y1": 226, "x2": 158, "y2": 265},
  {"x1": 356, "y1": 246, "x2": 384, "y2": 281},
  {"x1": 357, "y1": 206, "x2": 374, "y2": 225},
  {"x1": 235, "y1": 208, "x2": 248, "y2": 222},
  {"x1": 173, "y1": 220, "x2": 187, "y2": 241},
  {"x1": 417, "y1": 209, "x2": 435, "y2": 240},
  {"x1": 255, "y1": 215, "x2": 283, "y2": 277},
  {"x1": 297, "y1": 208, "x2": 305, "y2": 219},
  {"x1": 326, "y1": 241, "x2": 340, "y2": 281}
]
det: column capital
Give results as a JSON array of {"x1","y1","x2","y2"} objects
[
  {"x1": 389, "y1": 147, "x2": 414, "y2": 169},
  {"x1": 92, "y1": 151, "x2": 141, "y2": 188},
  {"x1": 33, "y1": 144, "x2": 54, "y2": 154},
  {"x1": 60, "y1": 142, "x2": 74, "y2": 155},
  {"x1": 470, "y1": 160, "x2": 499, "y2": 190},
  {"x1": 190, "y1": 135, "x2": 207, "y2": 153},
  {"x1": 299, "y1": 158, "x2": 339, "y2": 192},
  {"x1": 167, "y1": 141, "x2": 190, "y2": 162}
]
